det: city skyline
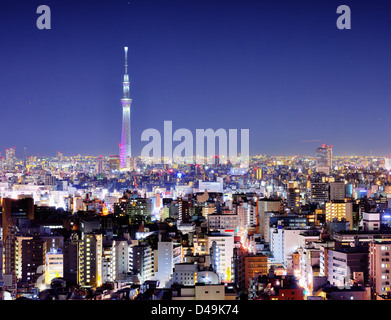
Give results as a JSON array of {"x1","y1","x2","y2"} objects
[
  {"x1": 1, "y1": 0, "x2": 390, "y2": 158},
  {"x1": 2, "y1": 0, "x2": 391, "y2": 305}
]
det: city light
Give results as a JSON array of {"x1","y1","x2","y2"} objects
[{"x1": 0, "y1": 0, "x2": 390, "y2": 306}]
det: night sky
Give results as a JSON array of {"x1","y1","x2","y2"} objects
[{"x1": 0, "y1": 0, "x2": 390, "y2": 158}]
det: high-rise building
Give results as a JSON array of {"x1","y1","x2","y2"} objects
[
  {"x1": 311, "y1": 182, "x2": 329, "y2": 205},
  {"x1": 179, "y1": 199, "x2": 192, "y2": 223},
  {"x1": 244, "y1": 254, "x2": 268, "y2": 291},
  {"x1": 322, "y1": 246, "x2": 369, "y2": 288},
  {"x1": 1, "y1": 197, "x2": 34, "y2": 246},
  {"x1": 120, "y1": 46, "x2": 132, "y2": 169},
  {"x1": 369, "y1": 241, "x2": 391, "y2": 297},
  {"x1": 316, "y1": 144, "x2": 333, "y2": 174},
  {"x1": 21, "y1": 236, "x2": 46, "y2": 284},
  {"x1": 113, "y1": 239, "x2": 130, "y2": 281},
  {"x1": 206, "y1": 233, "x2": 234, "y2": 283},
  {"x1": 325, "y1": 200, "x2": 354, "y2": 230},
  {"x1": 3, "y1": 226, "x2": 17, "y2": 276},
  {"x1": 5, "y1": 147, "x2": 15, "y2": 167},
  {"x1": 45, "y1": 248, "x2": 63, "y2": 285},
  {"x1": 63, "y1": 233, "x2": 103, "y2": 286},
  {"x1": 96, "y1": 155, "x2": 103, "y2": 174},
  {"x1": 287, "y1": 187, "x2": 301, "y2": 209},
  {"x1": 155, "y1": 235, "x2": 183, "y2": 288},
  {"x1": 258, "y1": 198, "x2": 281, "y2": 242},
  {"x1": 63, "y1": 233, "x2": 80, "y2": 285},
  {"x1": 129, "y1": 243, "x2": 154, "y2": 284},
  {"x1": 16, "y1": 234, "x2": 33, "y2": 279},
  {"x1": 78, "y1": 233, "x2": 103, "y2": 287},
  {"x1": 329, "y1": 182, "x2": 346, "y2": 201},
  {"x1": 269, "y1": 226, "x2": 284, "y2": 264},
  {"x1": 102, "y1": 244, "x2": 116, "y2": 284},
  {"x1": 108, "y1": 155, "x2": 121, "y2": 171}
]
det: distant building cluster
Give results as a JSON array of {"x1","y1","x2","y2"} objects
[{"x1": 0, "y1": 146, "x2": 391, "y2": 300}]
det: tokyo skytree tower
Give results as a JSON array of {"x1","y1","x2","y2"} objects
[{"x1": 120, "y1": 46, "x2": 132, "y2": 168}]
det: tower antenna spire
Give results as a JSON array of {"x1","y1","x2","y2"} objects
[{"x1": 124, "y1": 46, "x2": 128, "y2": 75}]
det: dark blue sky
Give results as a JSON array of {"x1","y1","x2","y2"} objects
[{"x1": 0, "y1": 0, "x2": 390, "y2": 158}]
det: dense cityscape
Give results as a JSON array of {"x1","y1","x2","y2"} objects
[
  {"x1": 1, "y1": 143, "x2": 391, "y2": 301},
  {"x1": 1, "y1": 0, "x2": 390, "y2": 309}
]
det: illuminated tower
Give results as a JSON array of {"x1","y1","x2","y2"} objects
[{"x1": 120, "y1": 46, "x2": 132, "y2": 168}]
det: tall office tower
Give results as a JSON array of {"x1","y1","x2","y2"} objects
[
  {"x1": 120, "y1": 46, "x2": 132, "y2": 169},
  {"x1": 311, "y1": 182, "x2": 329, "y2": 205},
  {"x1": 113, "y1": 239, "x2": 129, "y2": 281},
  {"x1": 96, "y1": 155, "x2": 103, "y2": 174},
  {"x1": 316, "y1": 144, "x2": 333, "y2": 174},
  {"x1": 4, "y1": 226, "x2": 17, "y2": 276},
  {"x1": 2, "y1": 197, "x2": 34, "y2": 246},
  {"x1": 56, "y1": 151, "x2": 63, "y2": 163},
  {"x1": 257, "y1": 198, "x2": 281, "y2": 242},
  {"x1": 16, "y1": 235, "x2": 33, "y2": 279},
  {"x1": 21, "y1": 236, "x2": 46, "y2": 284},
  {"x1": 78, "y1": 233, "x2": 103, "y2": 287},
  {"x1": 5, "y1": 147, "x2": 15, "y2": 167},
  {"x1": 179, "y1": 199, "x2": 192, "y2": 223},
  {"x1": 287, "y1": 184, "x2": 301, "y2": 209},
  {"x1": 63, "y1": 233, "x2": 80, "y2": 285},
  {"x1": 129, "y1": 244, "x2": 154, "y2": 284},
  {"x1": 102, "y1": 244, "x2": 116, "y2": 284}
]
